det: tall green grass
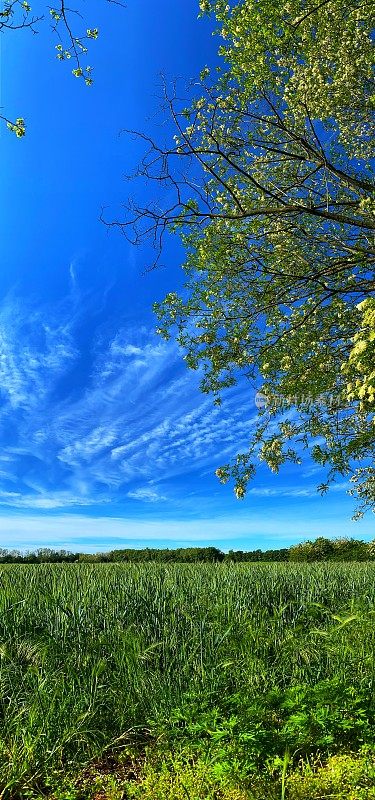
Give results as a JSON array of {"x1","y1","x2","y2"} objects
[{"x1": 0, "y1": 563, "x2": 374, "y2": 796}]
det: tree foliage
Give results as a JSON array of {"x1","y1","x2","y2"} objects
[
  {"x1": 1, "y1": 0, "x2": 123, "y2": 134},
  {"x1": 112, "y1": 0, "x2": 375, "y2": 515},
  {"x1": 0, "y1": 538, "x2": 374, "y2": 562}
]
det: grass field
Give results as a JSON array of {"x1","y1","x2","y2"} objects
[{"x1": 1, "y1": 562, "x2": 375, "y2": 798}]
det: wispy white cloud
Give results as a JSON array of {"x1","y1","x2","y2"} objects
[
  {"x1": 0, "y1": 510, "x2": 373, "y2": 552},
  {"x1": 0, "y1": 295, "x2": 77, "y2": 412},
  {"x1": 247, "y1": 481, "x2": 350, "y2": 498},
  {"x1": 127, "y1": 487, "x2": 167, "y2": 503},
  {"x1": 0, "y1": 291, "x2": 350, "y2": 522},
  {"x1": 0, "y1": 293, "x2": 258, "y2": 511},
  {"x1": 0, "y1": 489, "x2": 111, "y2": 510},
  {"x1": 69, "y1": 260, "x2": 78, "y2": 293}
]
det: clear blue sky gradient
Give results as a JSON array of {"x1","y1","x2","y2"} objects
[{"x1": 0, "y1": 1, "x2": 373, "y2": 551}]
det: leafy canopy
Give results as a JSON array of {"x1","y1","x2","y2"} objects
[{"x1": 114, "y1": 0, "x2": 374, "y2": 516}]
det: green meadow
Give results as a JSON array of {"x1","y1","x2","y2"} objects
[{"x1": 1, "y1": 562, "x2": 375, "y2": 799}]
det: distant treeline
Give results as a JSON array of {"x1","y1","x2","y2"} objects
[{"x1": 0, "y1": 537, "x2": 374, "y2": 563}]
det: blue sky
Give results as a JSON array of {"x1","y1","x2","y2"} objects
[{"x1": 0, "y1": 1, "x2": 373, "y2": 552}]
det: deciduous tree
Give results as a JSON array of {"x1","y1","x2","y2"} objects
[{"x1": 111, "y1": 0, "x2": 374, "y2": 516}]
